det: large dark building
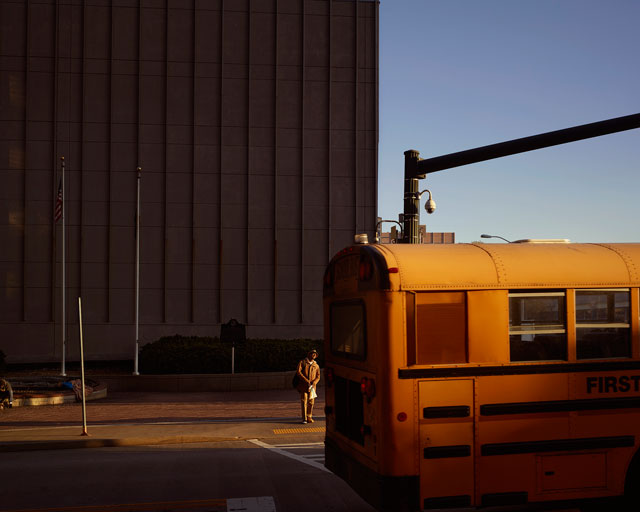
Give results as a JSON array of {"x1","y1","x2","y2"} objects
[{"x1": 1, "y1": 0, "x2": 379, "y2": 362}]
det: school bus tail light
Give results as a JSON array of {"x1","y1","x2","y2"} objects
[
  {"x1": 358, "y1": 260, "x2": 373, "y2": 281},
  {"x1": 361, "y1": 377, "x2": 376, "y2": 401},
  {"x1": 325, "y1": 367, "x2": 334, "y2": 387},
  {"x1": 397, "y1": 412, "x2": 408, "y2": 422}
]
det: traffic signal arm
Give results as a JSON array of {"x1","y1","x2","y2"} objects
[{"x1": 416, "y1": 113, "x2": 640, "y2": 175}]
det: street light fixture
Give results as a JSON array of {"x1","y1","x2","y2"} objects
[
  {"x1": 481, "y1": 234, "x2": 512, "y2": 243},
  {"x1": 376, "y1": 219, "x2": 404, "y2": 243}
]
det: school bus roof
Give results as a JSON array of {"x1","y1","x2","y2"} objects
[{"x1": 371, "y1": 242, "x2": 640, "y2": 290}]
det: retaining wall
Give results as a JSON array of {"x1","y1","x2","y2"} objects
[{"x1": 95, "y1": 371, "x2": 310, "y2": 392}]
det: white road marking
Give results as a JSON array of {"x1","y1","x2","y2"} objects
[
  {"x1": 248, "y1": 439, "x2": 330, "y2": 472},
  {"x1": 270, "y1": 442, "x2": 324, "y2": 449},
  {"x1": 227, "y1": 496, "x2": 276, "y2": 512}
]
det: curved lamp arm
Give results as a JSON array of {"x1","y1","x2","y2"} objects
[{"x1": 481, "y1": 233, "x2": 512, "y2": 243}]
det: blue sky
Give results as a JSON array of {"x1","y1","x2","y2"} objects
[{"x1": 378, "y1": 0, "x2": 640, "y2": 243}]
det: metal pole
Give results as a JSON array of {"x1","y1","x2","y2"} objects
[
  {"x1": 61, "y1": 156, "x2": 66, "y2": 376},
  {"x1": 232, "y1": 344, "x2": 235, "y2": 375},
  {"x1": 402, "y1": 150, "x2": 423, "y2": 244},
  {"x1": 400, "y1": 114, "x2": 640, "y2": 245},
  {"x1": 133, "y1": 167, "x2": 141, "y2": 376},
  {"x1": 78, "y1": 297, "x2": 88, "y2": 436},
  {"x1": 416, "y1": 112, "x2": 640, "y2": 175}
]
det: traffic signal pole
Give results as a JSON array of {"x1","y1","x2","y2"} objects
[
  {"x1": 403, "y1": 150, "x2": 425, "y2": 244},
  {"x1": 401, "y1": 113, "x2": 640, "y2": 243}
]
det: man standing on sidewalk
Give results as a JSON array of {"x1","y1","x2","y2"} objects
[{"x1": 295, "y1": 349, "x2": 320, "y2": 424}]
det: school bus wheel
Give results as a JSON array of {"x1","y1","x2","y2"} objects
[{"x1": 624, "y1": 450, "x2": 640, "y2": 509}]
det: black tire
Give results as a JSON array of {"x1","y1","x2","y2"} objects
[{"x1": 623, "y1": 454, "x2": 640, "y2": 511}]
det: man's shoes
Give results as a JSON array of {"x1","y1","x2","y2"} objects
[{"x1": 302, "y1": 420, "x2": 307, "y2": 424}]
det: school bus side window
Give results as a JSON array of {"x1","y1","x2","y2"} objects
[
  {"x1": 576, "y1": 289, "x2": 630, "y2": 359},
  {"x1": 415, "y1": 292, "x2": 467, "y2": 364},
  {"x1": 330, "y1": 300, "x2": 366, "y2": 359},
  {"x1": 509, "y1": 292, "x2": 567, "y2": 362}
]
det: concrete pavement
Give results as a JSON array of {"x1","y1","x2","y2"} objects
[{"x1": 0, "y1": 388, "x2": 325, "y2": 453}]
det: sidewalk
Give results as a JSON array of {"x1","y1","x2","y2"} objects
[{"x1": 0, "y1": 388, "x2": 326, "y2": 453}]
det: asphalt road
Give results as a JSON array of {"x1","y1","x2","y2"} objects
[
  {"x1": 0, "y1": 389, "x2": 581, "y2": 512},
  {"x1": 1, "y1": 389, "x2": 378, "y2": 512},
  {"x1": 0, "y1": 435, "x2": 377, "y2": 512}
]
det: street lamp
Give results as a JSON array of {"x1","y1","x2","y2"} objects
[
  {"x1": 375, "y1": 219, "x2": 404, "y2": 243},
  {"x1": 481, "y1": 234, "x2": 512, "y2": 243}
]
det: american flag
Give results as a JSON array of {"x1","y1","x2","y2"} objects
[{"x1": 54, "y1": 179, "x2": 63, "y2": 222}]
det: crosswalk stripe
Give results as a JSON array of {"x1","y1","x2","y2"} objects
[
  {"x1": 227, "y1": 496, "x2": 276, "y2": 512},
  {"x1": 248, "y1": 439, "x2": 329, "y2": 472},
  {"x1": 272, "y1": 442, "x2": 324, "y2": 449}
]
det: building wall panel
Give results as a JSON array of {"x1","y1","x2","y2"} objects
[{"x1": 0, "y1": 0, "x2": 378, "y2": 362}]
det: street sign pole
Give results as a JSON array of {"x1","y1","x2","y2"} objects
[{"x1": 78, "y1": 297, "x2": 88, "y2": 436}]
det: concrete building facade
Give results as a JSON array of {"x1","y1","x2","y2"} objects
[{"x1": 0, "y1": 0, "x2": 379, "y2": 362}]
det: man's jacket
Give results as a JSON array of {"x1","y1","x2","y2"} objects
[{"x1": 296, "y1": 358, "x2": 320, "y2": 394}]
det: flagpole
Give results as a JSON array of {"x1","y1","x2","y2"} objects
[
  {"x1": 133, "y1": 167, "x2": 141, "y2": 376},
  {"x1": 61, "y1": 156, "x2": 66, "y2": 377}
]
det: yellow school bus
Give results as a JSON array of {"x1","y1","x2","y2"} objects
[{"x1": 323, "y1": 240, "x2": 640, "y2": 511}]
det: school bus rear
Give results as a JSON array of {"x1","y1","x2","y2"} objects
[{"x1": 323, "y1": 241, "x2": 640, "y2": 511}]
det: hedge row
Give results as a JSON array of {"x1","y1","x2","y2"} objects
[{"x1": 139, "y1": 335, "x2": 324, "y2": 374}]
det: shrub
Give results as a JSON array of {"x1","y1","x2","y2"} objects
[{"x1": 139, "y1": 335, "x2": 323, "y2": 374}]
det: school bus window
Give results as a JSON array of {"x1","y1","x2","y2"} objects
[
  {"x1": 576, "y1": 289, "x2": 630, "y2": 359},
  {"x1": 330, "y1": 301, "x2": 366, "y2": 359},
  {"x1": 509, "y1": 292, "x2": 567, "y2": 362}
]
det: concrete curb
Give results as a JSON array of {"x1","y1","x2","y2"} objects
[{"x1": 0, "y1": 435, "x2": 244, "y2": 453}]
